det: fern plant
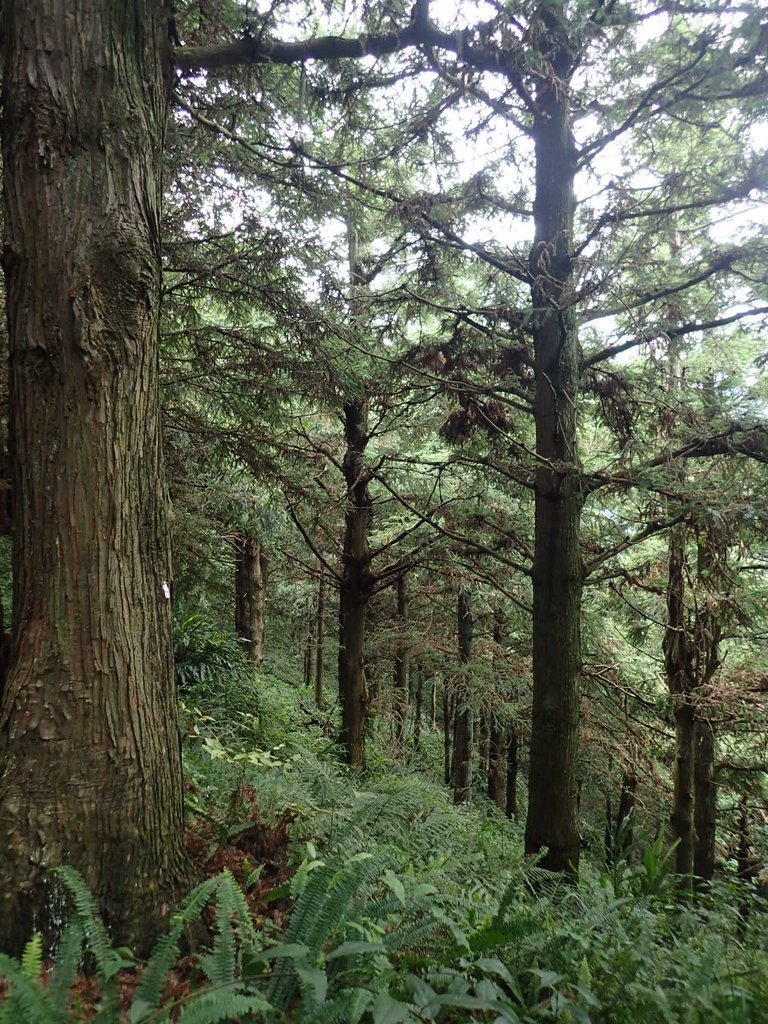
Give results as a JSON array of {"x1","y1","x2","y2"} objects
[{"x1": 0, "y1": 867, "x2": 271, "y2": 1024}]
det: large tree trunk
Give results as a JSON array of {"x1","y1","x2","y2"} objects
[
  {"x1": 338, "y1": 400, "x2": 373, "y2": 767},
  {"x1": 524, "y1": 3, "x2": 582, "y2": 875},
  {"x1": 392, "y1": 573, "x2": 409, "y2": 745},
  {"x1": 0, "y1": 0, "x2": 192, "y2": 955},
  {"x1": 693, "y1": 715, "x2": 716, "y2": 882},
  {"x1": 452, "y1": 585, "x2": 474, "y2": 804},
  {"x1": 234, "y1": 534, "x2": 267, "y2": 668}
]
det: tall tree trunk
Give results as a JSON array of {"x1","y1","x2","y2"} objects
[
  {"x1": 664, "y1": 526, "x2": 695, "y2": 882},
  {"x1": 304, "y1": 605, "x2": 315, "y2": 690},
  {"x1": 616, "y1": 771, "x2": 637, "y2": 856},
  {"x1": 0, "y1": 0, "x2": 192, "y2": 955},
  {"x1": 442, "y1": 685, "x2": 453, "y2": 786},
  {"x1": 672, "y1": 700, "x2": 696, "y2": 882},
  {"x1": 234, "y1": 534, "x2": 267, "y2": 668},
  {"x1": 488, "y1": 714, "x2": 506, "y2": 811},
  {"x1": 413, "y1": 663, "x2": 423, "y2": 752},
  {"x1": 392, "y1": 573, "x2": 409, "y2": 745},
  {"x1": 693, "y1": 716, "x2": 716, "y2": 882},
  {"x1": 452, "y1": 585, "x2": 474, "y2": 804},
  {"x1": 337, "y1": 225, "x2": 373, "y2": 767},
  {"x1": 525, "y1": 3, "x2": 582, "y2": 875},
  {"x1": 338, "y1": 395, "x2": 373, "y2": 767},
  {"x1": 479, "y1": 712, "x2": 490, "y2": 778},
  {"x1": 314, "y1": 575, "x2": 325, "y2": 708},
  {"x1": 506, "y1": 728, "x2": 519, "y2": 819},
  {"x1": 691, "y1": 527, "x2": 722, "y2": 883}
]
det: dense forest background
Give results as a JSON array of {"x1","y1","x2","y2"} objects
[{"x1": 1, "y1": 0, "x2": 768, "y2": 1020}]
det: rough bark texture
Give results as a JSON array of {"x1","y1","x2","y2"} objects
[
  {"x1": 338, "y1": 400, "x2": 373, "y2": 767},
  {"x1": 693, "y1": 716, "x2": 716, "y2": 882},
  {"x1": 234, "y1": 534, "x2": 267, "y2": 668},
  {"x1": 524, "y1": 2, "x2": 582, "y2": 875},
  {"x1": 452, "y1": 585, "x2": 474, "y2": 805},
  {"x1": 392, "y1": 574, "x2": 409, "y2": 744},
  {"x1": 0, "y1": 0, "x2": 192, "y2": 955}
]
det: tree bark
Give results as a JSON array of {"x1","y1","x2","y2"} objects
[
  {"x1": 314, "y1": 575, "x2": 325, "y2": 708},
  {"x1": 234, "y1": 534, "x2": 267, "y2": 668},
  {"x1": 0, "y1": 0, "x2": 192, "y2": 955},
  {"x1": 664, "y1": 525, "x2": 695, "y2": 882},
  {"x1": 452, "y1": 585, "x2": 474, "y2": 804},
  {"x1": 413, "y1": 663, "x2": 423, "y2": 752},
  {"x1": 693, "y1": 716, "x2": 716, "y2": 882},
  {"x1": 304, "y1": 607, "x2": 315, "y2": 689},
  {"x1": 506, "y1": 728, "x2": 519, "y2": 820},
  {"x1": 488, "y1": 714, "x2": 506, "y2": 811},
  {"x1": 392, "y1": 573, "x2": 409, "y2": 745},
  {"x1": 442, "y1": 685, "x2": 453, "y2": 786},
  {"x1": 338, "y1": 400, "x2": 373, "y2": 767},
  {"x1": 524, "y1": 3, "x2": 582, "y2": 875}
]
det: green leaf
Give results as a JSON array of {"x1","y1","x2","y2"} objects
[
  {"x1": 326, "y1": 940, "x2": 386, "y2": 960},
  {"x1": 371, "y1": 990, "x2": 415, "y2": 1024},
  {"x1": 296, "y1": 964, "x2": 328, "y2": 1006},
  {"x1": 21, "y1": 934, "x2": 42, "y2": 981}
]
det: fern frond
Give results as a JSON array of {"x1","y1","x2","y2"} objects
[
  {"x1": 48, "y1": 920, "x2": 85, "y2": 1009},
  {"x1": 20, "y1": 935, "x2": 42, "y2": 981},
  {"x1": 174, "y1": 987, "x2": 272, "y2": 1024},
  {"x1": 205, "y1": 875, "x2": 235, "y2": 987},
  {"x1": 53, "y1": 866, "x2": 125, "y2": 982},
  {"x1": 131, "y1": 874, "x2": 223, "y2": 1023},
  {"x1": 0, "y1": 952, "x2": 63, "y2": 1024},
  {"x1": 295, "y1": 986, "x2": 373, "y2": 1024}
]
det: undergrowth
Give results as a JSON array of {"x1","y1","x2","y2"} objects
[{"x1": 2, "y1": 667, "x2": 767, "y2": 1022}]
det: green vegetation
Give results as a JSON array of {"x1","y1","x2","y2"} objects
[{"x1": 2, "y1": 666, "x2": 767, "y2": 1022}]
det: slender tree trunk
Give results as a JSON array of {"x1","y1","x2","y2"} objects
[
  {"x1": 392, "y1": 573, "x2": 409, "y2": 745},
  {"x1": 413, "y1": 663, "x2": 423, "y2": 752},
  {"x1": 525, "y1": 3, "x2": 582, "y2": 875},
  {"x1": 337, "y1": 226, "x2": 373, "y2": 767},
  {"x1": 692, "y1": 527, "x2": 722, "y2": 883},
  {"x1": 338, "y1": 395, "x2": 373, "y2": 767},
  {"x1": 665, "y1": 526, "x2": 695, "y2": 882},
  {"x1": 506, "y1": 728, "x2": 518, "y2": 819},
  {"x1": 0, "y1": 0, "x2": 192, "y2": 955},
  {"x1": 616, "y1": 771, "x2": 637, "y2": 856},
  {"x1": 673, "y1": 699, "x2": 696, "y2": 882},
  {"x1": 234, "y1": 534, "x2": 267, "y2": 668},
  {"x1": 452, "y1": 585, "x2": 474, "y2": 804},
  {"x1": 693, "y1": 716, "x2": 716, "y2": 882},
  {"x1": 304, "y1": 606, "x2": 315, "y2": 690},
  {"x1": 442, "y1": 686, "x2": 453, "y2": 786},
  {"x1": 479, "y1": 712, "x2": 490, "y2": 778},
  {"x1": 314, "y1": 575, "x2": 325, "y2": 708},
  {"x1": 488, "y1": 714, "x2": 506, "y2": 811}
]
